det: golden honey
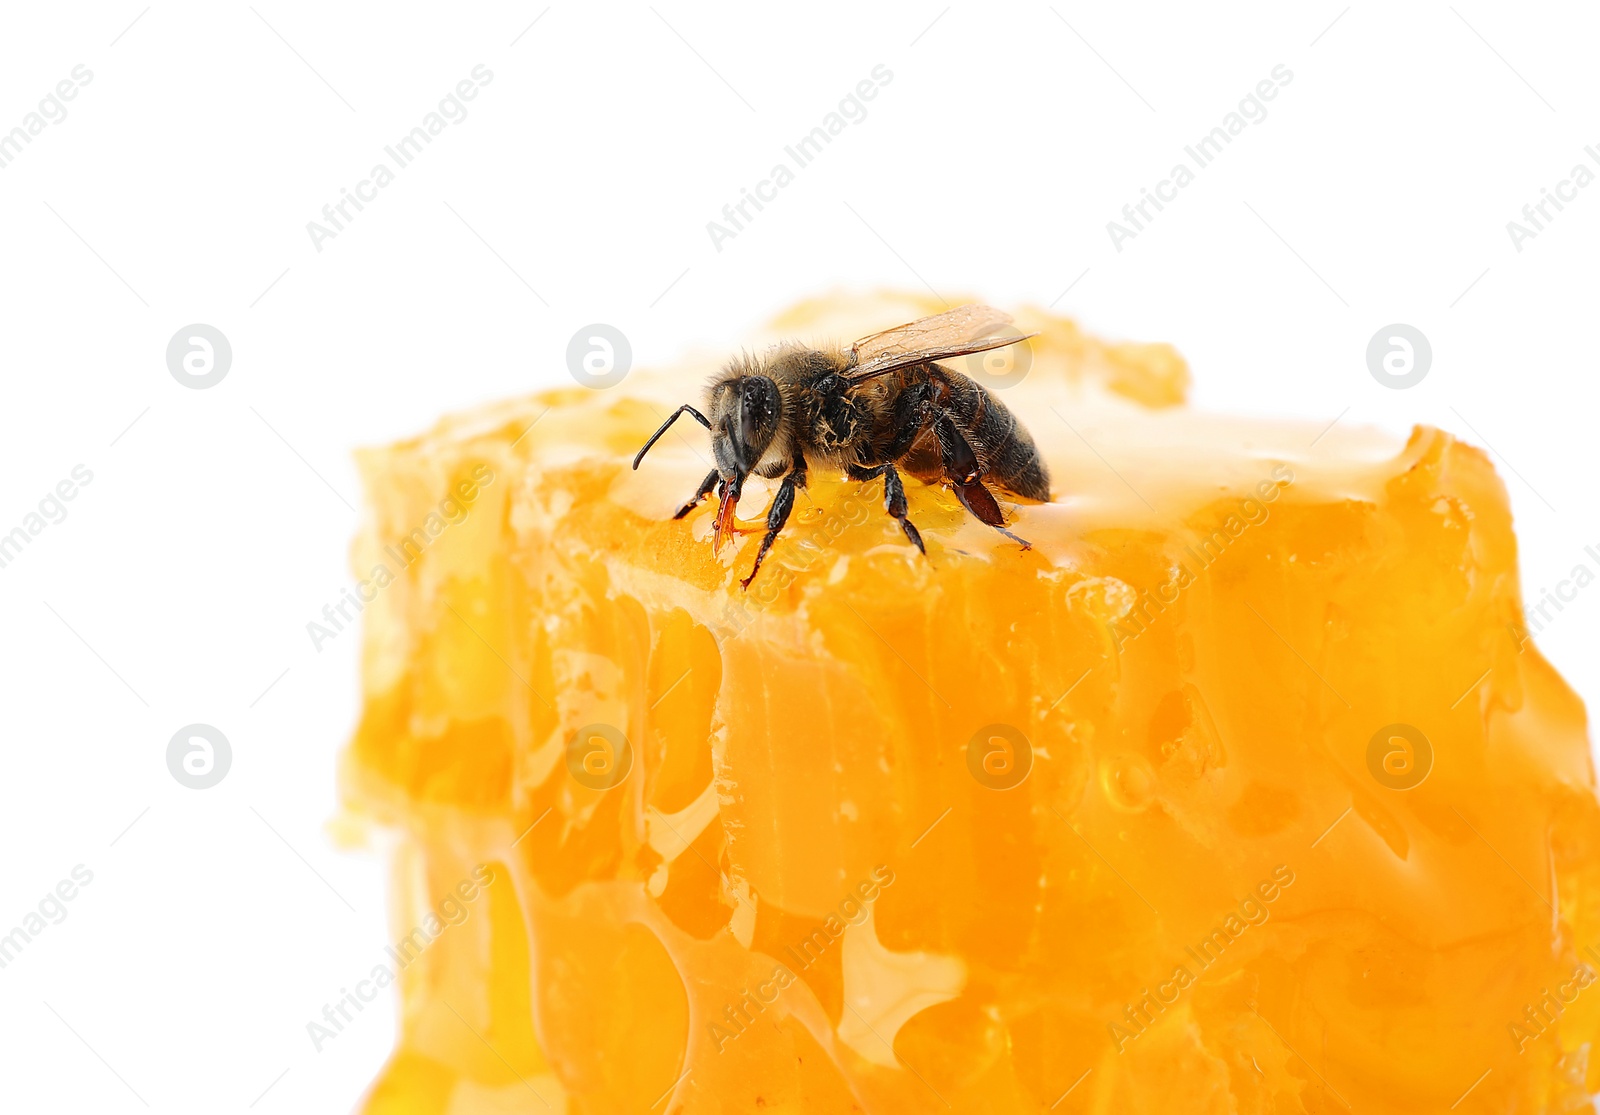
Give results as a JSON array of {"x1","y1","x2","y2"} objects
[{"x1": 341, "y1": 292, "x2": 1600, "y2": 1114}]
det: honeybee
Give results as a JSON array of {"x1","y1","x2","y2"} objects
[{"x1": 632, "y1": 304, "x2": 1051, "y2": 588}]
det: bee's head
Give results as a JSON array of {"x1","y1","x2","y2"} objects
[{"x1": 708, "y1": 366, "x2": 782, "y2": 478}]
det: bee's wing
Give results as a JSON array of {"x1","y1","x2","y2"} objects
[{"x1": 843, "y1": 304, "x2": 1036, "y2": 382}]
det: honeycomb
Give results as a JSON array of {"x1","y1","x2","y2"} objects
[{"x1": 341, "y1": 293, "x2": 1600, "y2": 1114}]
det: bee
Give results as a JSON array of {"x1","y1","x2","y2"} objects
[{"x1": 632, "y1": 304, "x2": 1051, "y2": 588}]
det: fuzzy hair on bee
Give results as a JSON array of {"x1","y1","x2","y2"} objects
[{"x1": 632, "y1": 305, "x2": 1051, "y2": 589}]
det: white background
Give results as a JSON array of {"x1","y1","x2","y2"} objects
[{"x1": 1, "y1": 2, "x2": 1596, "y2": 1112}]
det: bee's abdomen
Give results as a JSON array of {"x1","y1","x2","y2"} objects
[{"x1": 931, "y1": 365, "x2": 1051, "y2": 501}]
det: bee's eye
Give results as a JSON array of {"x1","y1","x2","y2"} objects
[{"x1": 723, "y1": 376, "x2": 780, "y2": 473}]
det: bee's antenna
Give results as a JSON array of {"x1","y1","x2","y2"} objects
[{"x1": 633, "y1": 404, "x2": 711, "y2": 469}]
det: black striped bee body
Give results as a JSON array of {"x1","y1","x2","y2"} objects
[
  {"x1": 860, "y1": 361, "x2": 1051, "y2": 502},
  {"x1": 632, "y1": 305, "x2": 1052, "y2": 588}
]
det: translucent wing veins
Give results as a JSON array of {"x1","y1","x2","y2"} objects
[{"x1": 844, "y1": 304, "x2": 1036, "y2": 382}]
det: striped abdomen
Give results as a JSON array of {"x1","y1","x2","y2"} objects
[{"x1": 903, "y1": 364, "x2": 1051, "y2": 501}]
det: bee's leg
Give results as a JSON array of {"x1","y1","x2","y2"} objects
[
  {"x1": 673, "y1": 469, "x2": 719, "y2": 520},
  {"x1": 740, "y1": 460, "x2": 807, "y2": 590},
  {"x1": 935, "y1": 414, "x2": 1031, "y2": 550},
  {"x1": 883, "y1": 463, "x2": 926, "y2": 555},
  {"x1": 846, "y1": 462, "x2": 925, "y2": 556},
  {"x1": 951, "y1": 476, "x2": 1030, "y2": 550}
]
